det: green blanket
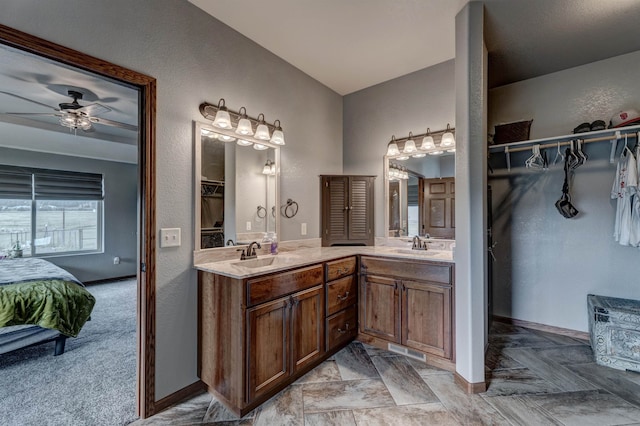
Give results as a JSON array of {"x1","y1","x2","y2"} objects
[{"x1": 0, "y1": 279, "x2": 95, "y2": 337}]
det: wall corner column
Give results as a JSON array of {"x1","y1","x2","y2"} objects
[{"x1": 454, "y1": 1, "x2": 488, "y2": 392}]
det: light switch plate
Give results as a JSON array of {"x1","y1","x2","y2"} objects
[
  {"x1": 160, "y1": 228, "x2": 181, "y2": 248},
  {"x1": 301, "y1": 223, "x2": 307, "y2": 235}
]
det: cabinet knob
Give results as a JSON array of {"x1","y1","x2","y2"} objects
[{"x1": 337, "y1": 291, "x2": 350, "y2": 301}]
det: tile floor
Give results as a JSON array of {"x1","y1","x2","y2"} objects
[{"x1": 133, "y1": 323, "x2": 640, "y2": 425}]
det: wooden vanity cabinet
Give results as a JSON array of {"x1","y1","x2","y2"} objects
[
  {"x1": 199, "y1": 264, "x2": 325, "y2": 416},
  {"x1": 325, "y1": 257, "x2": 358, "y2": 351},
  {"x1": 359, "y1": 256, "x2": 454, "y2": 361}
]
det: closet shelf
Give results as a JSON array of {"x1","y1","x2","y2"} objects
[{"x1": 488, "y1": 123, "x2": 640, "y2": 153}]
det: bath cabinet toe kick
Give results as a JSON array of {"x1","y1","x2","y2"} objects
[{"x1": 198, "y1": 257, "x2": 357, "y2": 416}]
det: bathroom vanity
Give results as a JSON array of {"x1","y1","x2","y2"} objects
[{"x1": 196, "y1": 246, "x2": 454, "y2": 416}]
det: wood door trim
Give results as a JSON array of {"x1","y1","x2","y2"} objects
[{"x1": 0, "y1": 24, "x2": 157, "y2": 418}]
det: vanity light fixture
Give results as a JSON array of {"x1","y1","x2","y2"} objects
[
  {"x1": 262, "y1": 159, "x2": 276, "y2": 175},
  {"x1": 420, "y1": 128, "x2": 435, "y2": 150},
  {"x1": 403, "y1": 132, "x2": 417, "y2": 154},
  {"x1": 254, "y1": 114, "x2": 271, "y2": 141},
  {"x1": 270, "y1": 120, "x2": 285, "y2": 145},
  {"x1": 211, "y1": 98, "x2": 233, "y2": 129},
  {"x1": 441, "y1": 124, "x2": 455, "y2": 147},
  {"x1": 199, "y1": 100, "x2": 285, "y2": 150},
  {"x1": 386, "y1": 124, "x2": 456, "y2": 158},
  {"x1": 386, "y1": 136, "x2": 400, "y2": 156},
  {"x1": 235, "y1": 107, "x2": 254, "y2": 136}
]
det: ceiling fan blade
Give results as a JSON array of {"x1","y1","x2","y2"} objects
[
  {"x1": 89, "y1": 116, "x2": 138, "y2": 132},
  {"x1": 0, "y1": 91, "x2": 58, "y2": 111},
  {"x1": 77, "y1": 102, "x2": 111, "y2": 117},
  {"x1": 6, "y1": 112, "x2": 60, "y2": 117}
]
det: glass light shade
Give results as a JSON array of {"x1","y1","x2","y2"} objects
[
  {"x1": 387, "y1": 142, "x2": 400, "y2": 156},
  {"x1": 235, "y1": 118, "x2": 254, "y2": 135},
  {"x1": 270, "y1": 129, "x2": 285, "y2": 145},
  {"x1": 420, "y1": 135, "x2": 435, "y2": 150},
  {"x1": 253, "y1": 143, "x2": 268, "y2": 150},
  {"x1": 428, "y1": 150, "x2": 444, "y2": 156},
  {"x1": 412, "y1": 152, "x2": 426, "y2": 158},
  {"x1": 60, "y1": 115, "x2": 91, "y2": 130},
  {"x1": 254, "y1": 124, "x2": 270, "y2": 140},
  {"x1": 212, "y1": 109, "x2": 232, "y2": 129},
  {"x1": 237, "y1": 139, "x2": 253, "y2": 146},
  {"x1": 218, "y1": 134, "x2": 236, "y2": 142},
  {"x1": 262, "y1": 160, "x2": 274, "y2": 175},
  {"x1": 396, "y1": 155, "x2": 409, "y2": 161},
  {"x1": 441, "y1": 131, "x2": 455, "y2": 147},
  {"x1": 446, "y1": 148, "x2": 456, "y2": 153},
  {"x1": 403, "y1": 139, "x2": 417, "y2": 154}
]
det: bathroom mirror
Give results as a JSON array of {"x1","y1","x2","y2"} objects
[
  {"x1": 384, "y1": 153, "x2": 455, "y2": 239},
  {"x1": 194, "y1": 121, "x2": 280, "y2": 249}
]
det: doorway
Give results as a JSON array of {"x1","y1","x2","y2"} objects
[{"x1": 0, "y1": 24, "x2": 156, "y2": 418}]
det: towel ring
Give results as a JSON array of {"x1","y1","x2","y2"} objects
[
  {"x1": 281, "y1": 199, "x2": 299, "y2": 218},
  {"x1": 256, "y1": 205, "x2": 267, "y2": 219}
]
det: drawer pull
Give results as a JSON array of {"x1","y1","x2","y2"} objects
[
  {"x1": 337, "y1": 291, "x2": 350, "y2": 301},
  {"x1": 337, "y1": 323, "x2": 351, "y2": 333}
]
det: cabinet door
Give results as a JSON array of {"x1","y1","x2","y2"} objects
[
  {"x1": 290, "y1": 285, "x2": 325, "y2": 374},
  {"x1": 360, "y1": 274, "x2": 400, "y2": 343},
  {"x1": 401, "y1": 280, "x2": 452, "y2": 359},
  {"x1": 348, "y1": 176, "x2": 374, "y2": 242},
  {"x1": 322, "y1": 176, "x2": 349, "y2": 244},
  {"x1": 247, "y1": 296, "x2": 290, "y2": 402}
]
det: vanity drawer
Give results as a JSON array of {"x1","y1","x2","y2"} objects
[
  {"x1": 325, "y1": 257, "x2": 357, "y2": 282},
  {"x1": 326, "y1": 275, "x2": 357, "y2": 316},
  {"x1": 360, "y1": 256, "x2": 451, "y2": 284},
  {"x1": 247, "y1": 264, "x2": 323, "y2": 306},
  {"x1": 326, "y1": 305, "x2": 358, "y2": 352}
]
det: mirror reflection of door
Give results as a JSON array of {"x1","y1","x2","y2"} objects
[
  {"x1": 420, "y1": 177, "x2": 455, "y2": 239},
  {"x1": 389, "y1": 181, "x2": 400, "y2": 236}
]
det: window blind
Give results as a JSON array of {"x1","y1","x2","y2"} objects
[
  {"x1": 0, "y1": 166, "x2": 32, "y2": 199},
  {"x1": 0, "y1": 165, "x2": 103, "y2": 200}
]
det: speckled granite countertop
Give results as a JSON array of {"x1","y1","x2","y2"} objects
[{"x1": 195, "y1": 246, "x2": 454, "y2": 279}]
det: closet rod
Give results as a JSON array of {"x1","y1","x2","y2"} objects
[
  {"x1": 503, "y1": 132, "x2": 638, "y2": 154},
  {"x1": 488, "y1": 123, "x2": 640, "y2": 152}
]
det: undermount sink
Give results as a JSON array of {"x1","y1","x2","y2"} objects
[
  {"x1": 392, "y1": 248, "x2": 452, "y2": 259},
  {"x1": 231, "y1": 257, "x2": 277, "y2": 268}
]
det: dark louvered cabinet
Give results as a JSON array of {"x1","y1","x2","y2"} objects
[{"x1": 321, "y1": 175, "x2": 375, "y2": 246}]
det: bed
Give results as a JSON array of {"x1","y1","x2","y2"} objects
[{"x1": 0, "y1": 257, "x2": 95, "y2": 356}]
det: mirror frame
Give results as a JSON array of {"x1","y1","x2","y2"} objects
[{"x1": 193, "y1": 120, "x2": 280, "y2": 251}]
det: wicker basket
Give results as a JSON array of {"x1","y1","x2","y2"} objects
[{"x1": 491, "y1": 119, "x2": 533, "y2": 145}]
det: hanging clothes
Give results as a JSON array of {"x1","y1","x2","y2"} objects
[
  {"x1": 611, "y1": 146, "x2": 638, "y2": 246},
  {"x1": 629, "y1": 145, "x2": 640, "y2": 247}
]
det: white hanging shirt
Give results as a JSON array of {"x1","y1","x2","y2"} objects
[
  {"x1": 611, "y1": 147, "x2": 637, "y2": 245},
  {"x1": 629, "y1": 146, "x2": 640, "y2": 247}
]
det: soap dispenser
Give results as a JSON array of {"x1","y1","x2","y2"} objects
[{"x1": 270, "y1": 233, "x2": 278, "y2": 255}]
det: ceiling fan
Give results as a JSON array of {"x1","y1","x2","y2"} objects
[{"x1": 1, "y1": 89, "x2": 137, "y2": 133}]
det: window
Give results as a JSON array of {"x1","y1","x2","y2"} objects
[{"x1": 0, "y1": 165, "x2": 103, "y2": 257}]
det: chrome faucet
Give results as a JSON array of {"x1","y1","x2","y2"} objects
[{"x1": 246, "y1": 241, "x2": 261, "y2": 259}]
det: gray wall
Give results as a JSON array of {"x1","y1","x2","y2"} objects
[
  {"x1": 0, "y1": 0, "x2": 342, "y2": 399},
  {"x1": 343, "y1": 59, "x2": 455, "y2": 236},
  {"x1": 0, "y1": 147, "x2": 137, "y2": 282},
  {"x1": 488, "y1": 50, "x2": 640, "y2": 332}
]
